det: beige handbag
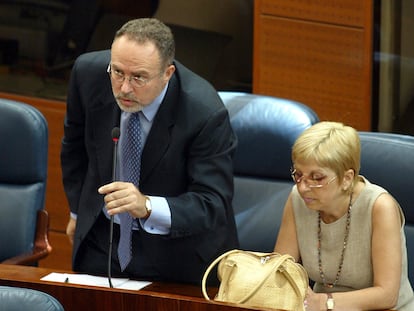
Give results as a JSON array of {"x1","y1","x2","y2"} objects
[{"x1": 202, "y1": 249, "x2": 308, "y2": 311}]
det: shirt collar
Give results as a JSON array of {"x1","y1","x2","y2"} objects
[{"x1": 140, "y1": 82, "x2": 169, "y2": 122}]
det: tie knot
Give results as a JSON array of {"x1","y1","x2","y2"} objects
[
  {"x1": 127, "y1": 112, "x2": 141, "y2": 132},
  {"x1": 130, "y1": 112, "x2": 140, "y2": 123}
]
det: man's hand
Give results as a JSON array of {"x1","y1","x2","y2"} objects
[
  {"x1": 66, "y1": 217, "x2": 77, "y2": 244},
  {"x1": 98, "y1": 181, "x2": 148, "y2": 218}
]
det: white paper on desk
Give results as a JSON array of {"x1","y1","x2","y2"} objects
[{"x1": 41, "y1": 272, "x2": 151, "y2": 290}]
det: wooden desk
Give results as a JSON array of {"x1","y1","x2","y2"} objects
[
  {"x1": 0, "y1": 264, "x2": 396, "y2": 311},
  {"x1": 0, "y1": 264, "x2": 258, "y2": 311}
]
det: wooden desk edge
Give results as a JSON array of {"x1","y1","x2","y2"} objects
[
  {"x1": 0, "y1": 264, "x2": 396, "y2": 311},
  {"x1": 0, "y1": 264, "x2": 259, "y2": 310}
]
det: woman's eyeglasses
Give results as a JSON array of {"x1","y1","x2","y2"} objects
[{"x1": 290, "y1": 168, "x2": 337, "y2": 188}]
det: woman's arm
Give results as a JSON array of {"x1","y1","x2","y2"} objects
[{"x1": 274, "y1": 193, "x2": 300, "y2": 262}]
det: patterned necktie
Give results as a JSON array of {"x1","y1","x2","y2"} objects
[{"x1": 118, "y1": 112, "x2": 142, "y2": 271}]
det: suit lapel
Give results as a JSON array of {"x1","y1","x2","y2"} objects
[
  {"x1": 140, "y1": 75, "x2": 179, "y2": 184},
  {"x1": 91, "y1": 96, "x2": 121, "y2": 185}
]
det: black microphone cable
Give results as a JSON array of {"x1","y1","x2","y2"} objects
[{"x1": 108, "y1": 127, "x2": 120, "y2": 288}]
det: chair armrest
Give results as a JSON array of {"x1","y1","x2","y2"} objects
[{"x1": 2, "y1": 210, "x2": 52, "y2": 265}]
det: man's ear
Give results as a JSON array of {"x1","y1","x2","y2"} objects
[{"x1": 163, "y1": 64, "x2": 175, "y2": 82}]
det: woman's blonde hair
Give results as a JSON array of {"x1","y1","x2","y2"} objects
[{"x1": 292, "y1": 121, "x2": 360, "y2": 184}]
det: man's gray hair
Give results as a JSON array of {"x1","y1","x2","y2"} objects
[{"x1": 114, "y1": 18, "x2": 175, "y2": 67}]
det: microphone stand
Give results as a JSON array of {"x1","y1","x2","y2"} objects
[
  {"x1": 108, "y1": 216, "x2": 114, "y2": 288},
  {"x1": 108, "y1": 128, "x2": 120, "y2": 288}
]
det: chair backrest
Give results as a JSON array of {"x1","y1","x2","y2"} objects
[
  {"x1": 219, "y1": 92, "x2": 319, "y2": 252},
  {"x1": 0, "y1": 99, "x2": 48, "y2": 262},
  {"x1": 359, "y1": 131, "x2": 414, "y2": 285},
  {"x1": 0, "y1": 286, "x2": 64, "y2": 311}
]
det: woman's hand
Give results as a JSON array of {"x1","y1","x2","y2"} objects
[{"x1": 304, "y1": 287, "x2": 325, "y2": 311}]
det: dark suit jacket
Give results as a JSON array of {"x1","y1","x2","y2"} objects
[{"x1": 61, "y1": 50, "x2": 239, "y2": 283}]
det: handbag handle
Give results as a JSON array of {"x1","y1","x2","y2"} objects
[
  {"x1": 202, "y1": 249, "x2": 306, "y2": 309},
  {"x1": 202, "y1": 249, "x2": 240, "y2": 300}
]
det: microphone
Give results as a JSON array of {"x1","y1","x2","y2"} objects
[
  {"x1": 110, "y1": 127, "x2": 120, "y2": 181},
  {"x1": 108, "y1": 127, "x2": 120, "y2": 288}
]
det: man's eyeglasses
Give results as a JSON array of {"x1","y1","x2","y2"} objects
[
  {"x1": 290, "y1": 168, "x2": 337, "y2": 188},
  {"x1": 107, "y1": 64, "x2": 160, "y2": 88}
]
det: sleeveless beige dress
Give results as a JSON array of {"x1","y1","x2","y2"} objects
[{"x1": 292, "y1": 176, "x2": 414, "y2": 310}]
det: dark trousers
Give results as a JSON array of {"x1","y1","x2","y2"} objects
[{"x1": 75, "y1": 212, "x2": 161, "y2": 281}]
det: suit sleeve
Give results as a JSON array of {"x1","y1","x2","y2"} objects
[
  {"x1": 60, "y1": 58, "x2": 88, "y2": 215},
  {"x1": 167, "y1": 104, "x2": 237, "y2": 237}
]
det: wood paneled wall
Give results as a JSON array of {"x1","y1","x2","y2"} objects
[{"x1": 253, "y1": 0, "x2": 374, "y2": 130}]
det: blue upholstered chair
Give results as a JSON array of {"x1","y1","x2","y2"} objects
[
  {"x1": 218, "y1": 91, "x2": 320, "y2": 252},
  {"x1": 0, "y1": 286, "x2": 64, "y2": 311},
  {"x1": 0, "y1": 98, "x2": 51, "y2": 265},
  {"x1": 359, "y1": 131, "x2": 414, "y2": 285}
]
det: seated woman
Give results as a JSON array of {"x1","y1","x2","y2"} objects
[{"x1": 274, "y1": 121, "x2": 414, "y2": 311}]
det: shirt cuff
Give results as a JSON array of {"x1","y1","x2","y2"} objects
[{"x1": 139, "y1": 196, "x2": 171, "y2": 235}]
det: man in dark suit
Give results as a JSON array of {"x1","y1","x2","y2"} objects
[{"x1": 61, "y1": 18, "x2": 238, "y2": 284}]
